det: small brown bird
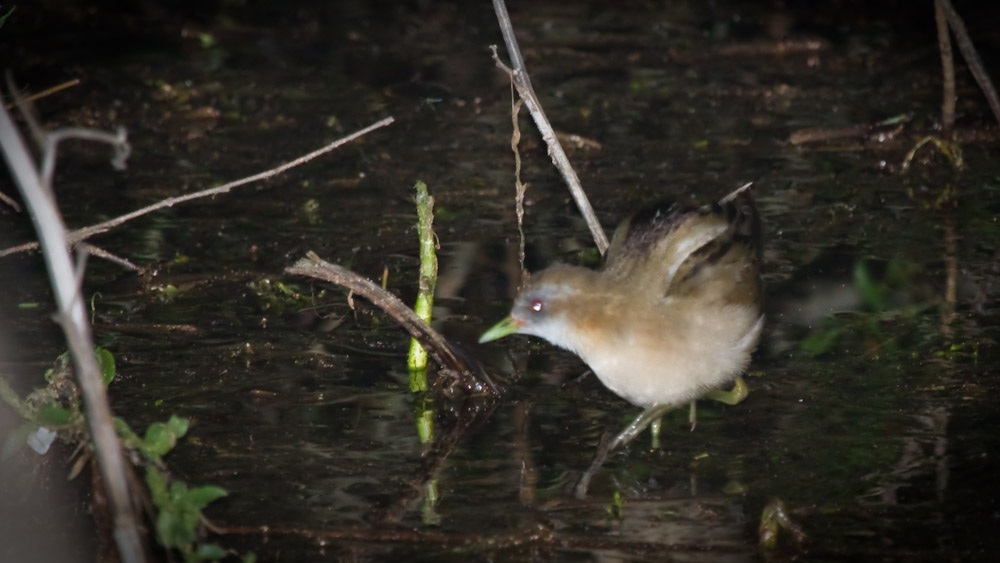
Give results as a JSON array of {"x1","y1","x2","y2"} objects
[{"x1": 480, "y1": 184, "x2": 763, "y2": 452}]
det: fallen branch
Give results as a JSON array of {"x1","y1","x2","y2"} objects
[
  {"x1": 0, "y1": 116, "x2": 395, "y2": 258},
  {"x1": 286, "y1": 252, "x2": 501, "y2": 396}
]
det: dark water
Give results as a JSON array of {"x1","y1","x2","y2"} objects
[{"x1": 2, "y1": 1, "x2": 999, "y2": 561}]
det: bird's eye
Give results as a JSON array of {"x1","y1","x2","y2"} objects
[{"x1": 529, "y1": 298, "x2": 544, "y2": 313}]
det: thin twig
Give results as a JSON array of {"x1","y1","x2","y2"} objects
[
  {"x1": 81, "y1": 243, "x2": 141, "y2": 272},
  {"x1": 936, "y1": 0, "x2": 1000, "y2": 127},
  {"x1": 490, "y1": 0, "x2": 608, "y2": 255},
  {"x1": 0, "y1": 187, "x2": 20, "y2": 211},
  {"x1": 286, "y1": 252, "x2": 501, "y2": 395},
  {"x1": 40, "y1": 127, "x2": 131, "y2": 187},
  {"x1": 0, "y1": 83, "x2": 146, "y2": 563},
  {"x1": 934, "y1": 0, "x2": 956, "y2": 137},
  {"x1": 509, "y1": 97, "x2": 528, "y2": 282},
  {"x1": 0, "y1": 116, "x2": 395, "y2": 257},
  {"x1": 3, "y1": 78, "x2": 80, "y2": 109}
]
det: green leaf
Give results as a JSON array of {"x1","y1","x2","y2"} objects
[
  {"x1": 113, "y1": 417, "x2": 143, "y2": 450},
  {"x1": 143, "y1": 422, "x2": 171, "y2": 456},
  {"x1": 853, "y1": 259, "x2": 886, "y2": 311},
  {"x1": 166, "y1": 415, "x2": 190, "y2": 439},
  {"x1": 2, "y1": 422, "x2": 38, "y2": 460},
  {"x1": 196, "y1": 543, "x2": 227, "y2": 560},
  {"x1": 184, "y1": 485, "x2": 227, "y2": 509},
  {"x1": 170, "y1": 480, "x2": 188, "y2": 502},
  {"x1": 95, "y1": 347, "x2": 116, "y2": 386},
  {"x1": 801, "y1": 325, "x2": 843, "y2": 357},
  {"x1": 155, "y1": 509, "x2": 189, "y2": 549},
  {"x1": 146, "y1": 466, "x2": 170, "y2": 507},
  {"x1": 37, "y1": 403, "x2": 72, "y2": 426}
]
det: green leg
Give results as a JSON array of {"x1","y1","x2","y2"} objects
[
  {"x1": 689, "y1": 402, "x2": 697, "y2": 430},
  {"x1": 650, "y1": 417, "x2": 662, "y2": 449},
  {"x1": 577, "y1": 377, "x2": 750, "y2": 499},
  {"x1": 609, "y1": 403, "x2": 672, "y2": 451},
  {"x1": 576, "y1": 404, "x2": 671, "y2": 499},
  {"x1": 703, "y1": 376, "x2": 749, "y2": 406}
]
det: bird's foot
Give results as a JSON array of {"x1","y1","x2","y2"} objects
[{"x1": 703, "y1": 376, "x2": 749, "y2": 406}]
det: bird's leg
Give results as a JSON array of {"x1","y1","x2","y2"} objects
[
  {"x1": 610, "y1": 403, "x2": 673, "y2": 451},
  {"x1": 650, "y1": 417, "x2": 662, "y2": 449},
  {"x1": 703, "y1": 376, "x2": 749, "y2": 406},
  {"x1": 574, "y1": 403, "x2": 672, "y2": 499},
  {"x1": 689, "y1": 402, "x2": 698, "y2": 431}
]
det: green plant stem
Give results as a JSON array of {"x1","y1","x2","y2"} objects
[{"x1": 408, "y1": 181, "x2": 438, "y2": 388}]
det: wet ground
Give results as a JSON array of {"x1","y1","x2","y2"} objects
[{"x1": 2, "y1": 0, "x2": 1000, "y2": 561}]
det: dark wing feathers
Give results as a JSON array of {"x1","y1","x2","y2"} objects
[{"x1": 602, "y1": 187, "x2": 761, "y2": 307}]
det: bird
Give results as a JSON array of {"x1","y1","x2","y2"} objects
[{"x1": 479, "y1": 184, "x2": 763, "y2": 456}]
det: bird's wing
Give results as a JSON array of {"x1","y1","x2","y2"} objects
[{"x1": 602, "y1": 187, "x2": 761, "y2": 306}]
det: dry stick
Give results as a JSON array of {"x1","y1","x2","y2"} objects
[
  {"x1": 39, "y1": 127, "x2": 130, "y2": 188},
  {"x1": 81, "y1": 243, "x2": 141, "y2": 272},
  {"x1": 0, "y1": 187, "x2": 20, "y2": 211},
  {"x1": 2, "y1": 78, "x2": 81, "y2": 109},
  {"x1": 934, "y1": 0, "x2": 956, "y2": 138},
  {"x1": 0, "y1": 93, "x2": 145, "y2": 563},
  {"x1": 0, "y1": 116, "x2": 395, "y2": 258},
  {"x1": 490, "y1": 0, "x2": 609, "y2": 255},
  {"x1": 285, "y1": 252, "x2": 500, "y2": 395},
  {"x1": 936, "y1": 0, "x2": 1000, "y2": 127},
  {"x1": 509, "y1": 97, "x2": 528, "y2": 283}
]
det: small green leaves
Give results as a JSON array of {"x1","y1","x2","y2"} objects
[
  {"x1": 144, "y1": 415, "x2": 190, "y2": 459},
  {"x1": 114, "y1": 415, "x2": 189, "y2": 463},
  {"x1": 95, "y1": 347, "x2": 116, "y2": 386},
  {"x1": 605, "y1": 490, "x2": 625, "y2": 519},
  {"x1": 36, "y1": 403, "x2": 72, "y2": 426},
  {"x1": 147, "y1": 467, "x2": 228, "y2": 561},
  {"x1": 146, "y1": 460, "x2": 227, "y2": 561}
]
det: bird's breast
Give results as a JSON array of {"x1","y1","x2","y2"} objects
[{"x1": 570, "y1": 302, "x2": 760, "y2": 408}]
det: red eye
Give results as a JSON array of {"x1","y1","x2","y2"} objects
[{"x1": 530, "y1": 298, "x2": 544, "y2": 313}]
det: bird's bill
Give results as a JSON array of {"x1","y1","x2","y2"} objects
[{"x1": 478, "y1": 316, "x2": 521, "y2": 343}]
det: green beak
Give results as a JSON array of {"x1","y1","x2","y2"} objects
[{"x1": 478, "y1": 316, "x2": 521, "y2": 343}]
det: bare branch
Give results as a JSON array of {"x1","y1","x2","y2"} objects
[
  {"x1": 490, "y1": 0, "x2": 609, "y2": 255},
  {"x1": 0, "y1": 116, "x2": 395, "y2": 258},
  {"x1": 286, "y1": 252, "x2": 501, "y2": 396},
  {"x1": 936, "y1": 0, "x2": 1000, "y2": 127},
  {"x1": 0, "y1": 82, "x2": 147, "y2": 563}
]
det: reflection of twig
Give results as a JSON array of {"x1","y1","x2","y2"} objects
[
  {"x1": 285, "y1": 252, "x2": 500, "y2": 395},
  {"x1": 935, "y1": 0, "x2": 1000, "y2": 127},
  {"x1": 372, "y1": 396, "x2": 501, "y2": 524},
  {"x1": 0, "y1": 116, "x2": 395, "y2": 258},
  {"x1": 0, "y1": 81, "x2": 146, "y2": 563},
  {"x1": 513, "y1": 399, "x2": 538, "y2": 506},
  {"x1": 490, "y1": 0, "x2": 608, "y2": 255}
]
